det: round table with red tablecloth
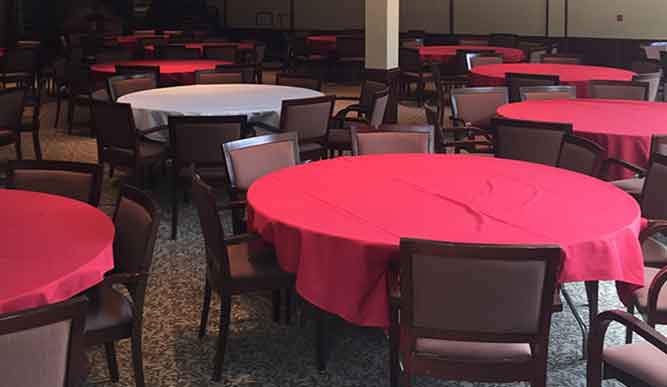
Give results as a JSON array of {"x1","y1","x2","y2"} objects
[
  {"x1": 90, "y1": 59, "x2": 233, "y2": 85},
  {"x1": 419, "y1": 45, "x2": 525, "y2": 63},
  {"x1": 248, "y1": 154, "x2": 643, "y2": 327},
  {"x1": 470, "y1": 63, "x2": 636, "y2": 97},
  {"x1": 0, "y1": 189, "x2": 115, "y2": 315},
  {"x1": 144, "y1": 42, "x2": 256, "y2": 57},
  {"x1": 497, "y1": 99, "x2": 667, "y2": 179}
]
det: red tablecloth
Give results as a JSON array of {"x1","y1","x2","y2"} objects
[
  {"x1": 0, "y1": 190, "x2": 115, "y2": 314},
  {"x1": 90, "y1": 59, "x2": 232, "y2": 85},
  {"x1": 419, "y1": 45, "x2": 525, "y2": 63},
  {"x1": 497, "y1": 99, "x2": 667, "y2": 179},
  {"x1": 116, "y1": 34, "x2": 167, "y2": 46},
  {"x1": 471, "y1": 63, "x2": 636, "y2": 97},
  {"x1": 248, "y1": 154, "x2": 643, "y2": 327},
  {"x1": 306, "y1": 35, "x2": 338, "y2": 54}
]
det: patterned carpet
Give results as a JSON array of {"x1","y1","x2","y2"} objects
[{"x1": 1, "y1": 76, "x2": 639, "y2": 386}]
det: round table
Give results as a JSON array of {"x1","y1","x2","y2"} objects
[
  {"x1": 306, "y1": 35, "x2": 339, "y2": 54},
  {"x1": 144, "y1": 42, "x2": 255, "y2": 56},
  {"x1": 248, "y1": 154, "x2": 643, "y2": 327},
  {"x1": 470, "y1": 63, "x2": 636, "y2": 97},
  {"x1": 498, "y1": 99, "x2": 667, "y2": 179},
  {"x1": 0, "y1": 189, "x2": 115, "y2": 315},
  {"x1": 118, "y1": 84, "x2": 324, "y2": 141},
  {"x1": 419, "y1": 45, "x2": 525, "y2": 63},
  {"x1": 90, "y1": 59, "x2": 232, "y2": 85}
]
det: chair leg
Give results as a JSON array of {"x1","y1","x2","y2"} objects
[
  {"x1": 626, "y1": 305, "x2": 635, "y2": 344},
  {"x1": 272, "y1": 289, "x2": 281, "y2": 323},
  {"x1": 212, "y1": 294, "x2": 232, "y2": 382},
  {"x1": 199, "y1": 279, "x2": 212, "y2": 338},
  {"x1": 32, "y1": 131, "x2": 42, "y2": 160},
  {"x1": 104, "y1": 342, "x2": 120, "y2": 382},
  {"x1": 284, "y1": 288, "x2": 292, "y2": 325},
  {"x1": 585, "y1": 281, "x2": 599, "y2": 327},
  {"x1": 171, "y1": 170, "x2": 179, "y2": 240},
  {"x1": 55, "y1": 94, "x2": 61, "y2": 128},
  {"x1": 67, "y1": 97, "x2": 75, "y2": 135},
  {"x1": 389, "y1": 302, "x2": 400, "y2": 387},
  {"x1": 130, "y1": 332, "x2": 146, "y2": 387},
  {"x1": 15, "y1": 135, "x2": 22, "y2": 160},
  {"x1": 315, "y1": 307, "x2": 328, "y2": 372}
]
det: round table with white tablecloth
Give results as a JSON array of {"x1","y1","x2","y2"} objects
[{"x1": 118, "y1": 84, "x2": 324, "y2": 142}]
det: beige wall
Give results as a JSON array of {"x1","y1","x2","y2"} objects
[
  {"x1": 294, "y1": 0, "x2": 365, "y2": 30},
  {"x1": 400, "y1": 0, "x2": 450, "y2": 34},
  {"x1": 226, "y1": 0, "x2": 290, "y2": 29},
  {"x1": 569, "y1": 0, "x2": 667, "y2": 39},
  {"x1": 454, "y1": 0, "x2": 546, "y2": 36}
]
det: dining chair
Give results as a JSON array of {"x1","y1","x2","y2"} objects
[
  {"x1": 557, "y1": 135, "x2": 606, "y2": 177},
  {"x1": 203, "y1": 45, "x2": 238, "y2": 62},
  {"x1": 157, "y1": 45, "x2": 201, "y2": 60},
  {"x1": 588, "y1": 310, "x2": 667, "y2": 387},
  {"x1": 328, "y1": 88, "x2": 390, "y2": 156},
  {"x1": 83, "y1": 184, "x2": 160, "y2": 387},
  {"x1": 0, "y1": 88, "x2": 26, "y2": 160},
  {"x1": 106, "y1": 73, "x2": 158, "y2": 102},
  {"x1": 351, "y1": 125, "x2": 435, "y2": 155},
  {"x1": 469, "y1": 53, "x2": 503, "y2": 68},
  {"x1": 492, "y1": 117, "x2": 573, "y2": 166},
  {"x1": 489, "y1": 33, "x2": 520, "y2": 48},
  {"x1": 192, "y1": 174, "x2": 295, "y2": 381},
  {"x1": 336, "y1": 35, "x2": 365, "y2": 81},
  {"x1": 168, "y1": 115, "x2": 247, "y2": 240},
  {"x1": 608, "y1": 134, "x2": 667, "y2": 198},
  {"x1": 0, "y1": 48, "x2": 37, "y2": 89},
  {"x1": 334, "y1": 80, "x2": 387, "y2": 123},
  {"x1": 399, "y1": 47, "x2": 432, "y2": 106},
  {"x1": 7, "y1": 160, "x2": 103, "y2": 206},
  {"x1": 589, "y1": 80, "x2": 650, "y2": 101},
  {"x1": 195, "y1": 65, "x2": 255, "y2": 84},
  {"x1": 631, "y1": 60, "x2": 662, "y2": 74},
  {"x1": 95, "y1": 48, "x2": 134, "y2": 63},
  {"x1": 424, "y1": 100, "x2": 493, "y2": 154},
  {"x1": 0, "y1": 296, "x2": 88, "y2": 387},
  {"x1": 91, "y1": 101, "x2": 168, "y2": 187},
  {"x1": 275, "y1": 72, "x2": 323, "y2": 91},
  {"x1": 540, "y1": 53, "x2": 583, "y2": 64},
  {"x1": 506, "y1": 73, "x2": 560, "y2": 102},
  {"x1": 66, "y1": 63, "x2": 100, "y2": 136},
  {"x1": 632, "y1": 72, "x2": 662, "y2": 101},
  {"x1": 450, "y1": 86, "x2": 509, "y2": 130},
  {"x1": 520, "y1": 85, "x2": 577, "y2": 101},
  {"x1": 389, "y1": 239, "x2": 561, "y2": 387},
  {"x1": 20, "y1": 80, "x2": 43, "y2": 159}
]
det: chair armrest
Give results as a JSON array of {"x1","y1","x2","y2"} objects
[
  {"x1": 104, "y1": 272, "x2": 149, "y2": 286},
  {"x1": 252, "y1": 122, "x2": 281, "y2": 133},
  {"x1": 334, "y1": 104, "x2": 366, "y2": 121},
  {"x1": 603, "y1": 158, "x2": 647, "y2": 178},
  {"x1": 640, "y1": 220, "x2": 667, "y2": 243},
  {"x1": 648, "y1": 267, "x2": 667, "y2": 321},
  {"x1": 224, "y1": 232, "x2": 262, "y2": 246},
  {"x1": 216, "y1": 200, "x2": 248, "y2": 212}
]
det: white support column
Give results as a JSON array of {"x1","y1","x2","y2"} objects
[{"x1": 365, "y1": 0, "x2": 400, "y2": 70}]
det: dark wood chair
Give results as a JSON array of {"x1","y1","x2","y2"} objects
[
  {"x1": 0, "y1": 296, "x2": 88, "y2": 387},
  {"x1": 468, "y1": 53, "x2": 503, "y2": 69},
  {"x1": 506, "y1": 73, "x2": 560, "y2": 102},
  {"x1": 0, "y1": 88, "x2": 26, "y2": 160},
  {"x1": 329, "y1": 88, "x2": 390, "y2": 156},
  {"x1": 520, "y1": 85, "x2": 577, "y2": 101},
  {"x1": 168, "y1": 115, "x2": 247, "y2": 240},
  {"x1": 91, "y1": 101, "x2": 169, "y2": 187},
  {"x1": 557, "y1": 135, "x2": 606, "y2": 177},
  {"x1": 351, "y1": 125, "x2": 435, "y2": 155},
  {"x1": 399, "y1": 47, "x2": 432, "y2": 106},
  {"x1": 191, "y1": 174, "x2": 295, "y2": 382},
  {"x1": 0, "y1": 48, "x2": 37, "y2": 89},
  {"x1": 157, "y1": 45, "x2": 201, "y2": 59},
  {"x1": 540, "y1": 53, "x2": 583, "y2": 64},
  {"x1": 492, "y1": 117, "x2": 572, "y2": 166},
  {"x1": 195, "y1": 65, "x2": 255, "y2": 84},
  {"x1": 203, "y1": 45, "x2": 238, "y2": 62},
  {"x1": 285, "y1": 36, "x2": 328, "y2": 78},
  {"x1": 275, "y1": 72, "x2": 322, "y2": 91},
  {"x1": 336, "y1": 35, "x2": 365, "y2": 81},
  {"x1": 254, "y1": 96, "x2": 336, "y2": 161},
  {"x1": 107, "y1": 73, "x2": 158, "y2": 102},
  {"x1": 608, "y1": 134, "x2": 667, "y2": 198},
  {"x1": 6, "y1": 160, "x2": 103, "y2": 206},
  {"x1": 489, "y1": 33, "x2": 520, "y2": 48},
  {"x1": 450, "y1": 86, "x2": 509, "y2": 130},
  {"x1": 333, "y1": 80, "x2": 387, "y2": 122},
  {"x1": 589, "y1": 80, "x2": 650, "y2": 101},
  {"x1": 84, "y1": 184, "x2": 160, "y2": 387},
  {"x1": 588, "y1": 310, "x2": 667, "y2": 387},
  {"x1": 633, "y1": 72, "x2": 662, "y2": 101},
  {"x1": 425, "y1": 100, "x2": 493, "y2": 154},
  {"x1": 20, "y1": 81, "x2": 43, "y2": 159},
  {"x1": 390, "y1": 239, "x2": 561, "y2": 387},
  {"x1": 65, "y1": 63, "x2": 99, "y2": 136}
]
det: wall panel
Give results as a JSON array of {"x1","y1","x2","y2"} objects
[
  {"x1": 400, "y1": 0, "x2": 450, "y2": 34},
  {"x1": 294, "y1": 0, "x2": 364, "y2": 31},
  {"x1": 454, "y1": 0, "x2": 547, "y2": 36}
]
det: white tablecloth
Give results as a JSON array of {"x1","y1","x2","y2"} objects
[{"x1": 118, "y1": 84, "x2": 324, "y2": 142}]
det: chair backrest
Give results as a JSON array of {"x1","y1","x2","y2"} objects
[
  {"x1": 424, "y1": 100, "x2": 444, "y2": 152},
  {"x1": 492, "y1": 117, "x2": 572, "y2": 166},
  {"x1": 469, "y1": 54, "x2": 503, "y2": 69},
  {"x1": 115, "y1": 65, "x2": 160, "y2": 80},
  {"x1": 275, "y1": 72, "x2": 322, "y2": 91},
  {"x1": 352, "y1": 125, "x2": 435, "y2": 155},
  {"x1": 203, "y1": 45, "x2": 238, "y2": 62},
  {"x1": 588, "y1": 80, "x2": 650, "y2": 101},
  {"x1": 0, "y1": 296, "x2": 88, "y2": 387},
  {"x1": 106, "y1": 73, "x2": 157, "y2": 101},
  {"x1": 337, "y1": 35, "x2": 365, "y2": 58},
  {"x1": 91, "y1": 100, "x2": 139, "y2": 155},
  {"x1": 400, "y1": 238, "x2": 560, "y2": 349},
  {"x1": 506, "y1": 72, "x2": 560, "y2": 102},
  {"x1": 169, "y1": 115, "x2": 246, "y2": 167},
  {"x1": 279, "y1": 96, "x2": 335, "y2": 141},
  {"x1": 0, "y1": 88, "x2": 26, "y2": 130},
  {"x1": 450, "y1": 87, "x2": 509, "y2": 129},
  {"x1": 520, "y1": 85, "x2": 577, "y2": 101},
  {"x1": 359, "y1": 80, "x2": 388, "y2": 111},
  {"x1": 632, "y1": 72, "x2": 661, "y2": 102},
  {"x1": 489, "y1": 33, "x2": 520, "y2": 48},
  {"x1": 399, "y1": 48, "x2": 423, "y2": 73},
  {"x1": 368, "y1": 88, "x2": 391, "y2": 128},
  {"x1": 157, "y1": 45, "x2": 201, "y2": 59},
  {"x1": 631, "y1": 60, "x2": 662, "y2": 74},
  {"x1": 540, "y1": 53, "x2": 583, "y2": 64},
  {"x1": 216, "y1": 64, "x2": 257, "y2": 83},
  {"x1": 1, "y1": 48, "x2": 37, "y2": 74},
  {"x1": 650, "y1": 134, "x2": 667, "y2": 157},
  {"x1": 557, "y1": 135, "x2": 605, "y2": 177},
  {"x1": 640, "y1": 153, "x2": 667, "y2": 220},
  {"x1": 222, "y1": 132, "x2": 300, "y2": 192},
  {"x1": 191, "y1": 174, "x2": 232, "y2": 280},
  {"x1": 7, "y1": 160, "x2": 103, "y2": 206},
  {"x1": 112, "y1": 184, "x2": 160, "y2": 278}
]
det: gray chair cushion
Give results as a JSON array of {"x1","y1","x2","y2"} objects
[
  {"x1": 604, "y1": 342, "x2": 667, "y2": 387},
  {"x1": 416, "y1": 339, "x2": 532, "y2": 363},
  {"x1": 611, "y1": 177, "x2": 645, "y2": 197},
  {"x1": 632, "y1": 267, "x2": 667, "y2": 315}
]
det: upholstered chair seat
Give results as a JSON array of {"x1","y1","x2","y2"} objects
[
  {"x1": 602, "y1": 342, "x2": 667, "y2": 386},
  {"x1": 416, "y1": 339, "x2": 533, "y2": 363}
]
